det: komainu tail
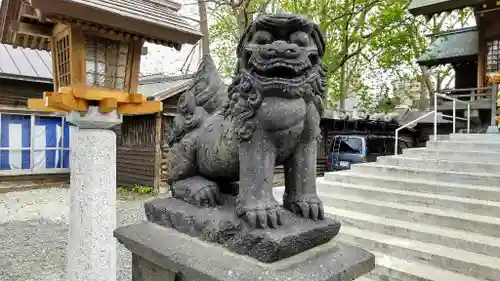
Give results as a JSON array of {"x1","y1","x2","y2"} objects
[
  {"x1": 167, "y1": 55, "x2": 227, "y2": 146},
  {"x1": 188, "y1": 55, "x2": 228, "y2": 114}
]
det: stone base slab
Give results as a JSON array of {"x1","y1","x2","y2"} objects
[
  {"x1": 115, "y1": 222, "x2": 375, "y2": 281},
  {"x1": 144, "y1": 197, "x2": 341, "y2": 263}
]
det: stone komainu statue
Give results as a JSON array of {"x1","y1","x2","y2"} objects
[{"x1": 167, "y1": 13, "x2": 327, "y2": 229}]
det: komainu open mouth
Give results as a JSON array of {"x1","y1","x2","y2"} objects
[
  {"x1": 255, "y1": 65, "x2": 301, "y2": 79},
  {"x1": 250, "y1": 60, "x2": 309, "y2": 82}
]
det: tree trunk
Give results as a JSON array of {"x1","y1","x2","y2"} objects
[
  {"x1": 232, "y1": 0, "x2": 251, "y2": 36},
  {"x1": 418, "y1": 76, "x2": 428, "y2": 110},
  {"x1": 339, "y1": 64, "x2": 347, "y2": 110},
  {"x1": 338, "y1": 0, "x2": 355, "y2": 110},
  {"x1": 420, "y1": 66, "x2": 435, "y2": 109},
  {"x1": 198, "y1": 0, "x2": 210, "y2": 56}
]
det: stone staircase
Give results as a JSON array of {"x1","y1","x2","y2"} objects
[{"x1": 274, "y1": 133, "x2": 500, "y2": 281}]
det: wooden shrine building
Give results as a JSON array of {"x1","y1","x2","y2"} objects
[
  {"x1": 0, "y1": 0, "x2": 202, "y2": 190},
  {"x1": 116, "y1": 74, "x2": 193, "y2": 190},
  {"x1": 409, "y1": 0, "x2": 500, "y2": 131}
]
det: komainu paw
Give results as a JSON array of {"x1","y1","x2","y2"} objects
[
  {"x1": 172, "y1": 177, "x2": 221, "y2": 207},
  {"x1": 237, "y1": 199, "x2": 283, "y2": 229},
  {"x1": 284, "y1": 195, "x2": 324, "y2": 221}
]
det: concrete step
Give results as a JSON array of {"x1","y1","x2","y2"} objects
[
  {"x1": 317, "y1": 179, "x2": 500, "y2": 217},
  {"x1": 336, "y1": 226, "x2": 500, "y2": 280},
  {"x1": 350, "y1": 163, "x2": 500, "y2": 186},
  {"x1": 354, "y1": 276, "x2": 375, "y2": 281},
  {"x1": 402, "y1": 147, "x2": 500, "y2": 163},
  {"x1": 323, "y1": 172, "x2": 500, "y2": 202},
  {"x1": 449, "y1": 134, "x2": 500, "y2": 142},
  {"x1": 427, "y1": 140, "x2": 500, "y2": 152},
  {"x1": 324, "y1": 206, "x2": 500, "y2": 258},
  {"x1": 377, "y1": 155, "x2": 500, "y2": 174},
  {"x1": 319, "y1": 193, "x2": 500, "y2": 237},
  {"x1": 434, "y1": 134, "x2": 500, "y2": 142},
  {"x1": 366, "y1": 252, "x2": 482, "y2": 281}
]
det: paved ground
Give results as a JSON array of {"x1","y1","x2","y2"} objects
[{"x1": 0, "y1": 187, "x2": 148, "y2": 281}]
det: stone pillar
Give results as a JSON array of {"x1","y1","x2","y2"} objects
[
  {"x1": 66, "y1": 106, "x2": 122, "y2": 281},
  {"x1": 487, "y1": 83, "x2": 499, "y2": 134}
]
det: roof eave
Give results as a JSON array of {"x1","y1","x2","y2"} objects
[
  {"x1": 0, "y1": 73, "x2": 53, "y2": 84},
  {"x1": 0, "y1": 0, "x2": 18, "y2": 45},
  {"x1": 30, "y1": 0, "x2": 202, "y2": 46},
  {"x1": 409, "y1": 0, "x2": 484, "y2": 16},
  {"x1": 150, "y1": 0, "x2": 182, "y2": 12},
  {"x1": 153, "y1": 80, "x2": 193, "y2": 101},
  {"x1": 140, "y1": 73, "x2": 194, "y2": 84},
  {"x1": 417, "y1": 55, "x2": 477, "y2": 67}
]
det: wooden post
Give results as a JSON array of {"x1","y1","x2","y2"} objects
[
  {"x1": 69, "y1": 26, "x2": 85, "y2": 86},
  {"x1": 128, "y1": 40, "x2": 144, "y2": 93},
  {"x1": 51, "y1": 39, "x2": 59, "y2": 91},
  {"x1": 153, "y1": 112, "x2": 162, "y2": 194},
  {"x1": 477, "y1": 19, "x2": 487, "y2": 89}
]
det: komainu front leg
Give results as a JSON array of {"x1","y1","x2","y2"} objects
[
  {"x1": 237, "y1": 128, "x2": 282, "y2": 229},
  {"x1": 172, "y1": 176, "x2": 221, "y2": 207},
  {"x1": 283, "y1": 139, "x2": 324, "y2": 220},
  {"x1": 167, "y1": 137, "x2": 220, "y2": 207},
  {"x1": 283, "y1": 103, "x2": 324, "y2": 221}
]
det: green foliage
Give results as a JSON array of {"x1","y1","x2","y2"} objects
[
  {"x1": 132, "y1": 184, "x2": 153, "y2": 194},
  {"x1": 117, "y1": 184, "x2": 154, "y2": 201},
  {"x1": 209, "y1": 0, "x2": 279, "y2": 80},
  {"x1": 207, "y1": 0, "x2": 473, "y2": 111}
]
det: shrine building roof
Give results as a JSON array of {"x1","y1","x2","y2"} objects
[
  {"x1": 409, "y1": 0, "x2": 484, "y2": 16},
  {"x1": 0, "y1": 0, "x2": 202, "y2": 51}
]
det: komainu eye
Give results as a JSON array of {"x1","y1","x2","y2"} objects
[
  {"x1": 290, "y1": 31, "x2": 309, "y2": 46},
  {"x1": 253, "y1": 31, "x2": 273, "y2": 44}
]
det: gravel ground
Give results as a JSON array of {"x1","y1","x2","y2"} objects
[{"x1": 0, "y1": 188, "x2": 148, "y2": 281}]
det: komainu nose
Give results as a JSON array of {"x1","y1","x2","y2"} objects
[{"x1": 262, "y1": 41, "x2": 299, "y2": 58}]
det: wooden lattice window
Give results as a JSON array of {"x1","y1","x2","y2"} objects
[
  {"x1": 487, "y1": 40, "x2": 500, "y2": 74},
  {"x1": 55, "y1": 35, "x2": 70, "y2": 87},
  {"x1": 84, "y1": 36, "x2": 129, "y2": 91}
]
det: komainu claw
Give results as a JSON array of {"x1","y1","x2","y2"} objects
[
  {"x1": 239, "y1": 200, "x2": 283, "y2": 229},
  {"x1": 285, "y1": 196, "x2": 325, "y2": 221}
]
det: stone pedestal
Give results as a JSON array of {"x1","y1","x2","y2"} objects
[
  {"x1": 67, "y1": 107, "x2": 122, "y2": 281},
  {"x1": 115, "y1": 222, "x2": 375, "y2": 281},
  {"x1": 145, "y1": 197, "x2": 341, "y2": 263}
]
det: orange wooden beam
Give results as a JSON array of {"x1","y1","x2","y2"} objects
[
  {"x1": 67, "y1": 87, "x2": 146, "y2": 103},
  {"x1": 44, "y1": 92, "x2": 88, "y2": 112},
  {"x1": 100, "y1": 98, "x2": 118, "y2": 113},
  {"x1": 29, "y1": 87, "x2": 158, "y2": 115},
  {"x1": 118, "y1": 100, "x2": 163, "y2": 115},
  {"x1": 27, "y1": 98, "x2": 65, "y2": 112}
]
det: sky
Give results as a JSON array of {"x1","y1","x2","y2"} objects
[{"x1": 140, "y1": 0, "x2": 203, "y2": 76}]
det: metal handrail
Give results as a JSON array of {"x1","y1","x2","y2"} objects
[
  {"x1": 394, "y1": 92, "x2": 471, "y2": 155},
  {"x1": 441, "y1": 87, "x2": 492, "y2": 93},
  {"x1": 395, "y1": 111, "x2": 435, "y2": 155}
]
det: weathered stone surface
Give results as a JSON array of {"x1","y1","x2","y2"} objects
[
  {"x1": 115, "y1": 222, "x2": 375, "y2": 281},
  {"x1": 144, "y1": 197, "x2": 341, "y2": 263},
  {"x1": 68, "y1": 128, "x2": 117, "y2": 281},
  {"x1": 66, "y1": 106, "x2": 122, "y2": 129},
  {"x1": 166, "y1": 13, "x2": 329, "y2": 231}
]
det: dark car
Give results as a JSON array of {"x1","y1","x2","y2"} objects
[{"x1": 326, "y1": 134, "x2": 411, "y2": 171}]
